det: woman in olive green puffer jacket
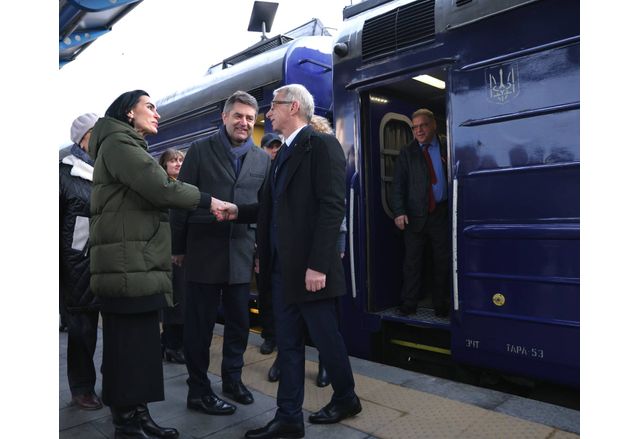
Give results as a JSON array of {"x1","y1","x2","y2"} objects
[{"x1": 88, "y1": 90, "x2": 213, "y2": 438}]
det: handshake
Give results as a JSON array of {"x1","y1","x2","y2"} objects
[{"x1": 210, "y1": 197, "x2": 238, "y2": 221}]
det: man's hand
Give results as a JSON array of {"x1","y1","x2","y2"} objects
[
  {"x1": 172, "y1": 255, "x2": 185, "y2": 267},
  {"x1": 394, "y1": 215, "x2": 409, "y2": 230},
  {"x1": 211, "y1": 197, "x2": 238, "y2": 221},
  {"x1": 305, "y1": 268, "x2": 326, "y2": 292}
]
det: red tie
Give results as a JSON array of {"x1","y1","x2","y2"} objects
[{"x1": 422, "y1": 146, "x2": 437, "y2": 213}]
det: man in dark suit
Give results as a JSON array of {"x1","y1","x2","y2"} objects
[
  {"x1": 171, "y1": 91, "x2": 270, "y2": 415},
  {"x1": 390, "y1": 108, "x2": 450, "y2": 317},
  {"x1": 216, "y1": 84, "x2": 361, "y2": 439}
]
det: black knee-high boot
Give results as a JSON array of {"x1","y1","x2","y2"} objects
[
  {"x1": 135, "y1": 404, "x2": 179, "y2": 438},
  {"x1": 111, "y1": 406, "x2": 151, "y2": 439}
]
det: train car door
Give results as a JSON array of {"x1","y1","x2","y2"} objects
[
  {"x1": 359, "y1": 66, "x2": 450, "y2": 325},
  {"x1": 448, "y1": 44, "x2": 580, "y2": 385},
  {"x1": 361, "y1": 94, "x2": 413, "y2": 313}
]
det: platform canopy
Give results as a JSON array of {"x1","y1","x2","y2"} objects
[{"x1": 59, "y1": 0, "x2": 144, "y2": 68}]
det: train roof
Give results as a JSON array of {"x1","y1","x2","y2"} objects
[
  {"x1": 155, "y1": 19, "x2": 334, "y2": 123},
  {"x1": 59, "y1": 0, "x2": 143, "y2": 69}
]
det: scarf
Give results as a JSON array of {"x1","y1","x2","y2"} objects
[{"x1": 217, "y1": 129, "x2": 255, "y2": 177}]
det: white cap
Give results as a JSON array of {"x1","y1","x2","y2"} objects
[{"x1": 70, "y1": 113, "x2": 99, "y2": 145}]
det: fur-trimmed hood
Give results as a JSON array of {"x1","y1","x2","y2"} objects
[{"x1": 61, "y1": 153, "x2": 93, "y2": 182}]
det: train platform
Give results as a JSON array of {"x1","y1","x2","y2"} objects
[{"x1": 59, "y1": 325, "x2": 579, "y2": 438}]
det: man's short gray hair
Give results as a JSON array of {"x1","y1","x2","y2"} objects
[
  {"x1": 411, "y1": 108, "x2": 435, "y2": 120},
  {"x1": 273, "y1": 84, "x2": 315, "y2": 122},
  {"x1": 223, "y1": 90, "x2": 259, "y2": 114}
]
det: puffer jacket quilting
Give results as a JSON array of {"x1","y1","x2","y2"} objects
[
  {"x1": 88, "y1": 116, "x2": 204, "y2": 306},
  {"x1": 59, "y1": 151, "x2": 98, "y2": 312}
]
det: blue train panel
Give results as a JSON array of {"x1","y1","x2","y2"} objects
[{"x1": 332, "y1": 0, "x2": 579, "y2": 386}]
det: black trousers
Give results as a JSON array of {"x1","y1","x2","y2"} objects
[
  {"x1": 66, "y1": 310, "x2": 99, "y2": 396},
  {"x1": 183, "y1": 281, "x2": 250, "y2": 398},
  {"x1": 401, "y1": 203, "x2": 451, "y2": 311},
  {"x1": 257, "y1": 272, "x2": 276, "y2": 341},
  {"x1": 101, "y1": 311, "x2": 164, "y2": 407},
  {"x1": 161, "y1": 264, "x2": 185, "y2": 350},
  {"x1": 271, "y1": 257, "x2": 355, "y2": 424},
  {"x1": 161, "y1": 324, "x2": 183, "y2": 350}
]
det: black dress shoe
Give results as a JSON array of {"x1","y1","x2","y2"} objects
[
  {"x1": 315, "y1": 362, "x2": 330, "y2": 388},
  {"x1": 112, "y1": 406, "x2": 152, "y2": 439},
  {"x1": 398, "y1": 303, "x2": 417, "y2": 316},
  {"x1": 135, "y1": 404, "x2": 179, "y2": 438},
  {"x1": 267, "y1": 358, "x2": 280, "y2": 382},
  {"x1": 222, "y1": 381, "x2": 254, "y2": 405},
  {"x1": 187, "y1": 394, "x2": 236, "y2": 415},
  {"x1": 164, "y1": 347, "x2": 186, "y2": 364},
  {"x1": 260, "y1": 338, "x2": 276, "y2": 355},
  {"x1": 245, "y1": 418, "x2": 304, "y2": 439},
  {"x1": 72, "y1": 391, "x2": 103, "y2": 410},
  {"x1": 308, "y1": 396, "x2": 362, "y2": 424}
]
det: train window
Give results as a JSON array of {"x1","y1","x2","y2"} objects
[{"x1": 379, "y1": 113, "x2": 412, "y2": 218}]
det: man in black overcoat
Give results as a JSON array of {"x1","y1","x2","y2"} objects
[{"x1": 216, "y1": 84, "x2": 362, "y2": 439}]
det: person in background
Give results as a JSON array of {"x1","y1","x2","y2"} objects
[
  {"x1": 390, "y1": 108, "x2": 450, "y2": 317},
  {"x1": 260, "y1": 132, "x2": 282, "y2": 161},
  {"x1": 256, "y1": 133, "x2": 282, "y2": 356},
  {"x1": 170, "y1": 91, "x2": 270, "y2": 414},
  {"x1": 60, "y1": 112, "x2": 102, "y2": 411},
  {"x1": 158, "y1": 148, "x2": 187, "y2": 364},
  {"x1": 89, "y1": 89, "x2": 219, "y2": 439},
  {"x1": 310, "y1": 114, "x2": 348, "y2": 260}
]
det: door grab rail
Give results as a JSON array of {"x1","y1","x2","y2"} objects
[{"x1": 349, "y1": 172, "x2": 359, "y2": 298}]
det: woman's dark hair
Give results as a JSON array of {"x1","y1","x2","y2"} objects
[{"x1": 105, "y1": 89, "x2": 149, "y2": 127}]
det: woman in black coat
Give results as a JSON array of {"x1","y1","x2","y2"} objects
[{"x1": 158, "y1": 148, "x2": 187, "y2": 364}]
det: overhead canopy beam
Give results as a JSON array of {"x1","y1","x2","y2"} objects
[{"x1": 59, "y1": 0, "x2": 144, "y2": 68}]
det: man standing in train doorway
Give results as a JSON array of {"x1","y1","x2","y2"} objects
[
  {"x1": 171, "y1": 91, "x2": 270, "y2": 415},
  {"x1": 216, "y1": 84, "x2": 361, "y2": 439},
  {"x1": 391, "y1": 108, "x2": 451, "y2": 317}
]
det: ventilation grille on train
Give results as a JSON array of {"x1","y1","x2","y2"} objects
[
  {"x1": 456, "y1": 0, "x2": 473, "y2": 6},
  {"x1": 362, "y1": 0, "x2": 435, "y2": 63},
  {"x1": 222, "y1": 35, "x2": 293, "y2": 68}
]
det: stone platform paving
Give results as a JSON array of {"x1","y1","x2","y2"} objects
[{"x1": 60, "y1": 325, "x2": 579, "y2": 438}]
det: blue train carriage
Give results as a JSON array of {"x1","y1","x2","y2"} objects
[
  {"x1": 148, "y1": 20, "x2": 334, "y2": 155},
  {"x1": 332, "y1": 0, "x2": 579, "y2": 386}
]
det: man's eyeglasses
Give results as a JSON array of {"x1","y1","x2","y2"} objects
[
  {"x1": 411, "y1": 122, "x2": 431, "y2": 131},
  {"x1": 270, "y1": 100, "x2": 293, "y2": 110}
]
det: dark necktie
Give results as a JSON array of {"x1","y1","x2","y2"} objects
[
  {"x1": 273, "y1": 143, "x2": 289, "y2": 180},
  {"x1": 422, "y1": 145, "x2": 437, "y2": 213}
]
